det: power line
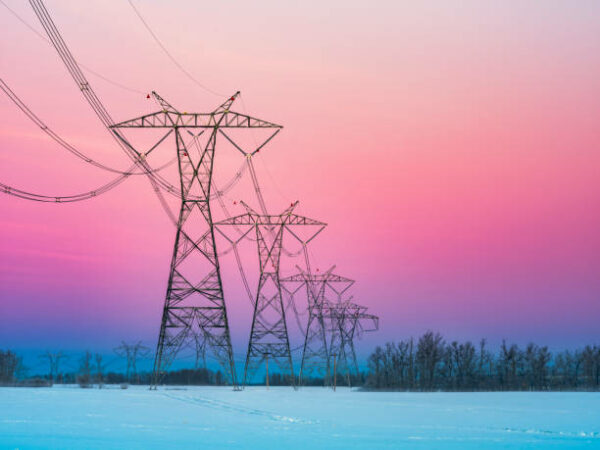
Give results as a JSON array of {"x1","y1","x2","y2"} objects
[
  {"x1": 0, "y1": 0, "x2": 146, "y2": 95},
  {"x1": 28, "y1": 0, "x2": 180, "y2": 224},
  {"x1": 126, "y1": 0, "x2": 225, "y2": 97},
  {"x1": 0, "y1": 77, "x2": 177, "y2": 176},
  {"x1": 0, "y1": 174, "x2": 129, "y2": 203}
]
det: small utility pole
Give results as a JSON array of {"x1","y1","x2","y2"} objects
[
  {"x1": 265, "y1": 353, "x2": 270, "y2": 390},
  {"x1": 332, "y1": 353, "x2": 337, "y2": 392}
]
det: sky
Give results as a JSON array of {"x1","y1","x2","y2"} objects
[{"x1": 1, "y1": 0, "x2": 599, "y2": 372}]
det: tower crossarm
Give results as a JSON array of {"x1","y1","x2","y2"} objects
[
  {"x1": 152, "y1": 91, "x2": 179, "y2": 114},
  {"x1": 110, "y1": 110, "x2": 283, "y2": 129},
  {"x1": 216, "y1": 212, "x2": 326, "y2": 227},
  {"x1": 321, "y1": 300, "x2": 367, "y2": 319},
  {"x1": 280, "y1": 270, "x2": 354, "y2": 306},
  {"x1": 280, "y1": 272, "x2": 354, "y2": 284},
  {"x1": 215, "y1": 212, "x2": 258, "y2": 226},
  {"x1": 358, "y1": 313, "x2": 380, "y2": 333}
]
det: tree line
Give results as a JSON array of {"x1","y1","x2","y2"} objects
[
  {"x1": 0, "y1": 349, "x2": 227, "y2": 387},
  {"x1": 4, "y1": 335, "x2": 600, "y2": 391},
  {"x1": 366, "y1": 331, "x2": 600, "y2": 391}
]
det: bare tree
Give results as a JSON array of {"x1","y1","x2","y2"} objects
[
  {"x1": 454, "y1": 341, "x2": 476, "y2": 390},
  {"x1": 39, "y1": 351, "x2": 66, "y2": 385},
  {"x1": 581, "y1": 345, "x2": 600, "y2": 388},
  {"x1": 498, "y1": 341, "x2": 523, "y2": 390},
  {"x1": 367, "y1": 346, "x2": 384, "y2": 389},
  {"x1": 416, "y1": 331, "x2": 445, "y2": 390},
  {"x1": 0, "y1": 350, "x2": 21, "y2": 385},
  {"x1": 523, "y1": 343, "x2": 551, "y2": 390},
  {"x1": 95, "y1": 354, "x2": 104, "y2": 388},
  {"x1": 477, "y1": 339, "x2": 493, "y2": 389},
  {"x1": 553, "y1": 350, "x2": 581, "y2": 389},
  {"x1": 407, "y1": 338, "x2": 415, "y2": 389},
  {"x1": 77, "y1": 351, "x2": 92, "y2": 388},
  {"x1": 365, "y1": 334, "x2": 600, "y2": 392}
]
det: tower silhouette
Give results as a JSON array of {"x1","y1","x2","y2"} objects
[
  {"x1": 324, "y1": 300, "x2": 379, "y2": 386},
  {"x1": 281, "y1": 267, "x2": 354, "y2": 385},
  {"x1": 217, "y1": 201, "x2": 326, "y2": 386},
  {"x1": 111, "y1": 92, "x2": 283, "y2": 388}
]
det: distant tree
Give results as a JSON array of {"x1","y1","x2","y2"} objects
[
  {"x1": 367, "y1": 346, "x2": 384, "y2": 389},
  {"x1": 365, "y1": 334, "x2": 600, "y2": 392},
  {"x1": 416, "y1": 331, "x2": 445, "y2": 390},
  {"x1": 440, "y1": 343, "x2": 455, "y2": 390},
  {"x1": 553, "y1": 350, "x2": 581, "y2": 389},
  {"x1": 476, "y1": 339, "x2": 494, "y2": 389},
  {"x1": 396, "y1": 340, "x2": 413, "y2": 389},
  {"x1": 383, "y1": 342, "x2": 398, "y2": 388},
  {"x1": 523, "y1": 343, "x2": 551, "y2": 390},
  {"x1": 95, "y1": 354, "x2": 104, "y2": 388},
  {"x1": 77, "y1": 351, "x2": 93, "y2": 388},
  {"x1": 498, "y1": 341, "x2": 523, "y2": 390},
  {"x1": 407, "y1": 338, "x2": 416, "y2": 389},
  {"x1": 39, "y1": 351, "x2": 65, "y2": 385},
  {"x1": 0, "y1": 350, "x2": 21, "y2": 385},
  {"x1": 581, "y1": 345, "x2": 600, "y2": 388},
  {"x1": 454, "y1": 341, "x2": 477, "y2": 390}
]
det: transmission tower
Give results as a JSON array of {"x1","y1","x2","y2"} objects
[
  {"x1": 111, "y1": 92, "x2": 282, "y2": 389},
  {"x1": 216, "y1": 201, "x2": 326, "y2": 387},
  {"x1": 114, "y1": 341, "x2": 150, "y2": 383},
  {"x1": 193, "y1": 333, "x2": 208, "y2": 370},
  {"x1": 281, "y1": 267, "x2": 354, "y2": 385},
  {"x1": 324, "y1": 300, "x2": 379, "y2": 387}
]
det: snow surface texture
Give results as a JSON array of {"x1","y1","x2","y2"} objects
[{"x1": 1, "y1": 386, "x2": 599, "y2": 449}]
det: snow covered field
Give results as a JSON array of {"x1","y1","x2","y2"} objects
[{"x1": 1, "y1": 386, "x2": 599, "y2": 449}]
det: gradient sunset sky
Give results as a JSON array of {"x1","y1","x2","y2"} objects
[{"x1": 1, "y1": 0, "x2": 599, "y2": 366}]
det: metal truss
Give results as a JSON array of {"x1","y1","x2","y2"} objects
[
  {"x1": 323, "y1": 300, "x2": 379, "y2": 387},
  {"x1": 281, "y1": 267, "x2": 354, "y2": 385},
  {"x1": 216, "y1": 201, "x2": 326, "y2": 387},
  {"x1": 111, "y1": 92, "x2": 282, "y2": 389},
  {"x1": 112, "y1": 110, "x2": 281, "y2": 129}
]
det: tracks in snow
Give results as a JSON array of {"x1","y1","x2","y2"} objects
[{"x1": 161, "y1": 392, "x2": 315, "y2": 424}]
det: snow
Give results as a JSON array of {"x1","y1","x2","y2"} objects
[{"x1": 1, "y1": 386, "x2": 599, "y2": 449}]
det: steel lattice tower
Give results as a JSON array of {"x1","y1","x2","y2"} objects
[
  {"x1": 281, "y1": 268, "x2": 354, "y2": 385},
  {"x1": 111, "y1": 92, "x2": 283, "y2": 388},
  {"x1": 324, "y1": 300, "x2": 379, "y2": 386},
  {"x1": 216, "y1": 201, "x2": 326, "y2": 387}
]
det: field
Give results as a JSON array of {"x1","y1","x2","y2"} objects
[{"x1": 1, "y1": 386, "x2": 599, "y2": 449}]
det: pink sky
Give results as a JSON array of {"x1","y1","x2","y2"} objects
[{"x1": 1, "y1": 0, "x2": 599, "y2": 359}]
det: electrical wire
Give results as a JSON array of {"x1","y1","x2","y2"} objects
[
  {"x1": 0, "y1": 77, "x2": 177, "y2": 176},
  {"x1": 126, "y1": 0, "x2": 225, "y2": 98},
  {"x1": 28, "y1": 0, "x2": 179, "y2": 224},
  {"x1": 0, "y1": 0, "x2": 146, "y2": 95},
  {"x1": 0, "y1": 170, "x2": 130, "y2": 202}
]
